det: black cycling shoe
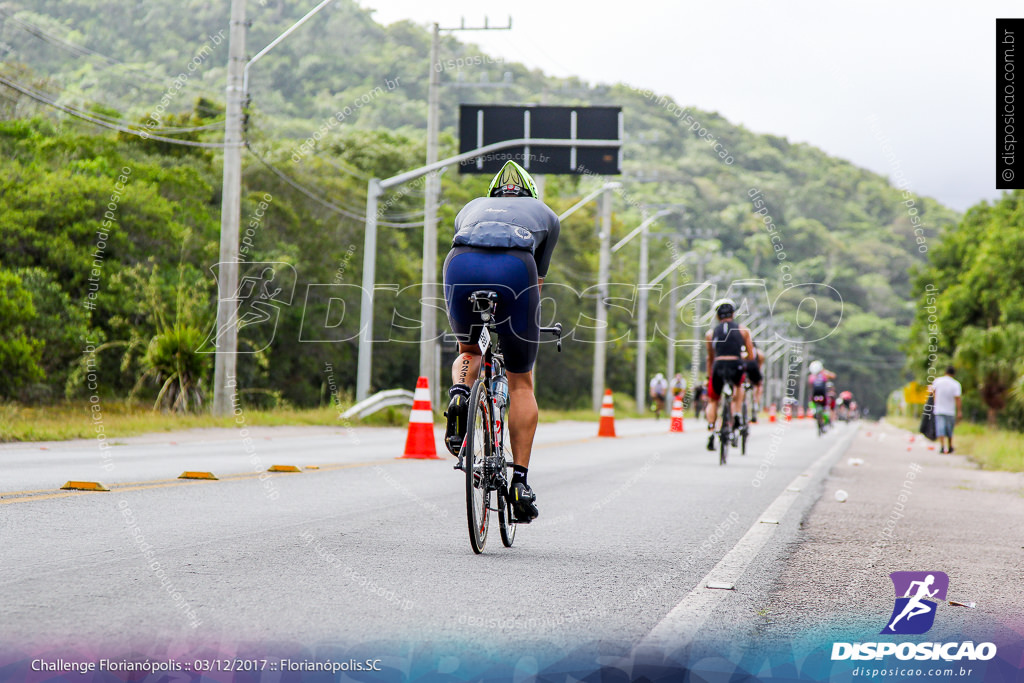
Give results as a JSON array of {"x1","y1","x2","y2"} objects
[
  {"x1": 443, "y1": 385, "x2": 470, "y2": 456},
  {"x1": 508, "y1": 481, "x2": 539, "y2": 523},
  {"x1": 707, "y1": 433, "x2": 715, "y2": 451}
]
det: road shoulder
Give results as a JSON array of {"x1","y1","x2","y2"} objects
[{"x1": 746, "y1": 419, "x2": 1024, "y2": 649}]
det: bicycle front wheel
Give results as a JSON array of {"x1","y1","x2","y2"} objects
[
  {"x1": 465, "y1": 380, "x2": 492, "y2": 554},
  {"x1": 498, "y1": 453, "x2": 516, "y2": 547}
]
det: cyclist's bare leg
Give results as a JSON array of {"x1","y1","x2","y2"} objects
[
  {"x1": 706, "y1": 396, "x2": 718, "y2": 427},
  {"x1": 451, "y1": 343, "x2": 481, "y2": 386},
  {"x1": 506, "y1": 370, "x2": 537, "y2": 468},
  {"x1": 732, "y1": 385, "x2": 744, "y2": 421}
]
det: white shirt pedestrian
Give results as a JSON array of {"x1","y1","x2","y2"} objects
[{"x1": 931, "y1": 374, "x2": 962, "y2": 416}]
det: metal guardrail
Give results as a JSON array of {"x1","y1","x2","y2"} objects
[{"x1": 340, "y1": 389, "x2": 415, "y2": 420}]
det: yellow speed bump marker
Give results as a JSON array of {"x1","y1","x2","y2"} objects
[
  {"x1": 60, "y1": 481, "x2": 109, "y2": 492},
  {"x1": 178, "y1": 471, "x2": 219, "y2": 480},
  {"x1": 305, "y1": 465, "x2": 320, "y2": 470},
  {"x1": 267, "y1": 465, "x2": 301, "y2": 473}
]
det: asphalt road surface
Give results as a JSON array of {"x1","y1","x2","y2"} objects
[{"x1": 1, "y1": 416, "x2": 857, "y2": 674}]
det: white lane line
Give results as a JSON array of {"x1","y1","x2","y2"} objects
[{"x1": 636, "y1": 425, "x2": 860, "y2": 651}]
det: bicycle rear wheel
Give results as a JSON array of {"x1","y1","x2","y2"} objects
[
  {"x1": 465, "y1": 380, "x2": 492, "y2": 554},
  {"x1": 498, "y1": 453, "x2": 516, "y2": 547},
  {"x1": 719, "y1": 402, "x2": 730, "y2": 466},
  {"x1": 741, "y1": 399, "x2": 749, "y2": 456}
]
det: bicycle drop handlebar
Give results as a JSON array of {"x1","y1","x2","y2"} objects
[{"x1": 540, "y1": 323, "x2": 563, "y2": 352}]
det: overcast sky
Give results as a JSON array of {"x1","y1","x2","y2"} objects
[{"x1": 359, "y1": 0, "x2": 1012, "y2": 212}]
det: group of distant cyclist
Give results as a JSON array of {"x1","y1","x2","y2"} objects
[
  {"x1": 694, "y1": 299, "x2": 859, "y2": 449},
  {"x1": 435, "y1": 159, "x2": 859, "y2": 533}
]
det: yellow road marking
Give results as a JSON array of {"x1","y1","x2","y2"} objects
[{"x1": 0, "y1": 460, "x2": 396, "y2": 505}]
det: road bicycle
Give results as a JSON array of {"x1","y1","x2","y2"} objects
[
  {"x1": 812, "y1": 397, "x2": 828, "y2": 436},
  {"x1": 713, "y1": 367, "x2": 752, "y2": 465},
  {"x1": 454, "y1": 290, "x2": 562, "y2": 554}
]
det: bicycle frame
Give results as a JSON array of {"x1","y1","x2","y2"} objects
[{"x1": 458, "y1": 289, "x2": 562, "y2": 552}]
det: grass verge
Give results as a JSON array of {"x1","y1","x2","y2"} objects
[
  {"x1": 0, "y1": 401, "x2": 409, "y2": 443},
  {"x1": 2, "y1": 391, "x2": 691, "y2": 443},
  {"x1": 886, "y1": 416, "x2": 1024, "y2": 473}
]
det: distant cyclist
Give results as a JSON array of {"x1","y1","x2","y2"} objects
[
  {"x1": 442, "y1": 160, "x2": 560, "y2": 523},
  {"x1": 705, "y1": 299, "x2": 755, "y2": 451},
  {"x1": 807, "y1": 361, "x2": 836, "y2": 419},
  {"x1": 742, "y1": 340, "x2": 765, "y2": 422},
  {"x1": 649, "y1": 372, "x2": 668, "y2": 419},
  {"x1": 692, "y1": 379, "x2": 706, "y2": 419},
  {"x1": 825, "y1": 381, "x2": 837, "y2": 420},
  {"x1": 837, "y1": 389, "x2": 854, "y2": 420},
  {"x1": 670, "y1": 373, "x2": 687, "y2": 402}
]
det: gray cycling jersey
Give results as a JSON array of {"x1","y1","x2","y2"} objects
[{"x1": 452, "y1": 197, "x2": 560, "y2": 277}]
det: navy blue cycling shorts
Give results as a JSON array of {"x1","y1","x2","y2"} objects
[{"x1": 443, "y1": 246, "x2": 540, "y2": 374}]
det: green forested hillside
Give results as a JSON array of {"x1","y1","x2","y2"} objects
[{"x1": 0, "y1": 0, "x2": 960, "y2": 415}]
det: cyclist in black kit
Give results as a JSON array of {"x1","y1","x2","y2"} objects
[
  {"x1": 442, "y1": 160, "x2": 560, "y2": 523},
  {"x1": 704, "y1": 298, "x2": 755, "y2": 451}
]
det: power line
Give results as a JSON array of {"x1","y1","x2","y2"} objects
[
  {"x1": 311, "y1": 149, "x2": 371, "y2": 181},
  {"x1": 0, "y1": 8, "x2": 163, "y2": 80},
  {"x1": 0, "y1": 74, "x2": 225, "y2": 148},
  {"x1": 0, "y1": 70, "x2": 224, "y2": 133},
  {"x1": 246, "y1": 143, "x2": 429, "y2": 228},
  {"x1": 245, "y1": 142, "x2": 429, "y2": 227},
  {"x1": 0, "y1": 7, "x2": 223, "y2": 100}
]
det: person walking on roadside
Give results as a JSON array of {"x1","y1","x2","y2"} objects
[{"x1": 930, "y1": 366, "x2": 963, "y2": 454}]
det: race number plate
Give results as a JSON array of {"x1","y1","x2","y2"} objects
[{"x1": 478, "y1": 327, "x2": 490, "y2": 354}]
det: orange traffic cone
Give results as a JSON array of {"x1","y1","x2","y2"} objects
[
  {"x1": 797, "y1": 406, "x2": 805, "y2": 419},
  {"x1": 598, "y1": 389, "x2": 616, "y2": 437},
  {"x1": 784, "y1": 404, "x2": 792, "y2": 422},
  {"x1": 669, "y1": 396, "x2": 685, "y2": 432},
  {"x1": 401, "y1": 376, "x2": 440, "y2": 459},
  {"x1": 769, "y1": 403, "x2": 777, "y2": 423}
]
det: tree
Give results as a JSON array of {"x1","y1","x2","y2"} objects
[
  {"x1": 0, "y1": 270, "x2": 45, "y2": 397},
  {"x1": 953, "y1": 324, "x2": 1024, "y2": 427}
]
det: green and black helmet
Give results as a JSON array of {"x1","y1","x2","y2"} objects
[{"x1": 487, "y1": 160, "x2": 538, "y2": 198}]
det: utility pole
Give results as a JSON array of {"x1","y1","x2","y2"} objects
[
  {"x1": 611, "y1": 210, "x2": 675, "y2": 414},
  {"x1": 690, "y1": 255, "x2": 706, "y2": 396},
  {"x1": 213, "y1": 0, "x2": 337, "y2": 416},
  {"x1": 212, "y1": 0, "x2": 246, "y2": 416},
  {"x1": 634, "y1": 218, "x2": 650, "y2": 413},
  {"x1": 422, "y1": 17, "x2": 511, "y2": 406},
  {"x1": 592, "y1": 186, "x2": 613, "y2": 411},
  {"x1": 421, "y1": 23, "x2": 442, "y2": 404},
  {"x1": 666, "y1": 268, "x2": 677, "y2": 382},
  {"x1": 799, "y1": 343, "x2": 810, "y2": 411}
]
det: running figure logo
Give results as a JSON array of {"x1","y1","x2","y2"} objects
[{"x1": 881, "y1": 571, "x2": 949, "y2": 635}]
